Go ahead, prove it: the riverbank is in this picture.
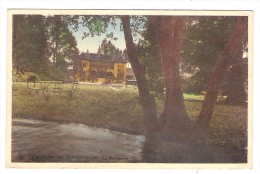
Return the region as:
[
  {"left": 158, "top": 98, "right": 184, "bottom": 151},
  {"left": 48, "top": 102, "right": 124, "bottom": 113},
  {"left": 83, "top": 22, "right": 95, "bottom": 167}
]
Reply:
[
  {"left": 12, "top": 118, "right": 247, "bottom": 163},
  {"left": 12, "top": 82, "right": 248, "bottom": 149}
]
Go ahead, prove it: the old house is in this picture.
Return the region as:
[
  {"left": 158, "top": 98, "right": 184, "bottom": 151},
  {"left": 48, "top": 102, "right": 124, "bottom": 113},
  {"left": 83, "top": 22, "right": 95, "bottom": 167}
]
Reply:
[{"left": 76, "top": 52, "right": 128, "bottom": 84}]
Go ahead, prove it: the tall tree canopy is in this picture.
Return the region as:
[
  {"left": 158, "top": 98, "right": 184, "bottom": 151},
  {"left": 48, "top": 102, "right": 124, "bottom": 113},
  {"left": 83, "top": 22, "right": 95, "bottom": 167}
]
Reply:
[
  {"left": 135, "top": 19, "right": 165, "bottom": 96},
  {"left": 181, "top": 16, "right": 248, "bottom": 105},
  {"left": 46, "top": 15, "right": 79, "bottom": 79},
  {"left": 13, "top": 15, "right": 79, "bottom": 80},
  {"left": 13, "top": 15, "right": 48, "bottom": 73},
  {"left": 97, "top": 39, "right": 122, "bottom": 55}
]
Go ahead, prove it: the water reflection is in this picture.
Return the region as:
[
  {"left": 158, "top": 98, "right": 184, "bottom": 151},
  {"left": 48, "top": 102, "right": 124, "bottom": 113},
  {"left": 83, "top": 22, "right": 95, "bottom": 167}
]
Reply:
[
  {"left": 12, "top": 118, "right": 247, "bottom": 163},
  {"left": 141, "top": 134, "right": 158, "bottom": 162},
  {"left": 141, "top": 132, "right": 247, "bottom": 163},
  {"left": 12, "top": 118, "right": 146, "bottom": 162}
]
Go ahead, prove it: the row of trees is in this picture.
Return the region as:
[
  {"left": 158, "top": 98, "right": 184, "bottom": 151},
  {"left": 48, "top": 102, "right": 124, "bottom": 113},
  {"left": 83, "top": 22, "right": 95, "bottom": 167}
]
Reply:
[
  {"left": 13, "top": 14, "right": 248, "bottom": 134},
  {"left": 137, "top": 16, "right": 248, "bottom": 105},
  {"left": 70, "top": 15, "right": 247, "bottom": 133},
  {"left": 127, "top": 16, "right": 247, "bottom": 132},
  {"left": 12, "top": 15, "right": 79, "bottom": 80}
]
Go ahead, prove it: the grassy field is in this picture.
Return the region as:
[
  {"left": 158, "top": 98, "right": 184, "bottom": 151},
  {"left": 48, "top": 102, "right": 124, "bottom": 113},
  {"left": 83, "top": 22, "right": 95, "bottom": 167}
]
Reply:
[{"left": 12, "top": 82, "right": 248, "bottom": 148}]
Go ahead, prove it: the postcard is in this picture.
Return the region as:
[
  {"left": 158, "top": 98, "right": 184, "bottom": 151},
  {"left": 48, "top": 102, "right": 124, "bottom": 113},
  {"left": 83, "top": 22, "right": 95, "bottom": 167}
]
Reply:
[{"left": 6, "top": 9, "right": 253, "bottom": 169}]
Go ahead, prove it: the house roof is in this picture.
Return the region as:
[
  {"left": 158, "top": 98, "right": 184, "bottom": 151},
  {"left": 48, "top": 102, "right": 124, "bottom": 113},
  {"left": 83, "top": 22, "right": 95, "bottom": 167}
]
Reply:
[{"left": 79, "top": 52, "right": 127, "bottom": 63}]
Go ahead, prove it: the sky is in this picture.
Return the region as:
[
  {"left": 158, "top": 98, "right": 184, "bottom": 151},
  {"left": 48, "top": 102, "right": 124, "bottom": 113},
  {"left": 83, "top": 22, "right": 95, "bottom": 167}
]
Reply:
[{"left": 71, "top": 19, "right": 126, "bottom": 54}]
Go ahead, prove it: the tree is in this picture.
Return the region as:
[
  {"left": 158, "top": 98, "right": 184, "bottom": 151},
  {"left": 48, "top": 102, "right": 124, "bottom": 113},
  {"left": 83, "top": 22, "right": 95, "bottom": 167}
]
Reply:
[
  {"left": 71, "top": 15, "right": 247, "bottom": 133},
  {"left": 151, "top": 16, "right": 192, "bottom": 131},
  {"left": 12, "top": 15, "right": 79, "bottom": 81},
  {"left": 97, "top": 39, "right": 122, "bottom": 55},
  {"left": 140, "top": 16, "right": 247, "bottom": 132},
  {"left": 13, "top": 15, "right": 23, "bottom": 71},
  {"left": 120, "top": 16, "right": 159, "bottom": 132},
  {"left": 66, "top": 15, "right": 159, "bottom": 131},
  {"left": 196, "top": 17, "right": 247, "bottom": 129},
  {"left": 136, "top": 20, "right": 165, "bottom": 96},
  {"left": 181, "top": 17, "right": 248, "bottom": 106},
  {"left": 47, "top": 16, "right": 79, "bottom": 69},
  {"left": 46, "top": 15, "right": 79, "bottom": 80},
  {"left": 181, "top": 17, "right": 236, "bottom": 93},
  {"left": 12, "top": 15, "right": 48, "bottom": 73}
]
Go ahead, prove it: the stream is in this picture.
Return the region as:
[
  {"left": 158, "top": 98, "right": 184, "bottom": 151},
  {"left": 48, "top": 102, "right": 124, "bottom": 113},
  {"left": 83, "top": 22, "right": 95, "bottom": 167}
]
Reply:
[{"left": 11, "top": 118, "right": 247, "bottom": 163}]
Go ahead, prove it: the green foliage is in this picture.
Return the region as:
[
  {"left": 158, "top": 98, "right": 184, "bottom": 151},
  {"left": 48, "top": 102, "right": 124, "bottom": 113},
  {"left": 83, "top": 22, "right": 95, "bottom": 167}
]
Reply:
[
  {"left": 12, "top": 73, "right": 23, "bottom": 82},
  {"left": 80, "top": 15, "right": 118, "bottom": 40},
  {"left": 97, "top": 39, "right": 122, "bottom": 55},
  {"left": 13, "top": 15, "right": 48, "bottom": 72},
  {"left": 181, "top": 16, "right": 248, "bottom": 106},
  {"left": 129, "top": 16, "right": 148, "bottom": 41},
  {"left": 12, "top": 72, "right": 40, "bottom": 82},
  {"left": 137, "top": 19, "right": 165, "bottom": 96},
  {"left": 13, "top": 15, "right": 79, "bottom": 81},
  {"left": 183, "top": 71, "right": 208, "bottom": 94},
  {"left": 24, "top": 72, "right": 40, "bottom": 81},
  {"left": 46, "top": 15, "right": 79, "bottom": 71},
  {"left": 69, "top": 15, "right": 147, "bottom": 42},
  {"left": 37, "top": 67, "right": 67, "bottom": 81},
  {"left": 89, "top": 19, "right": 106, "bottom": 35},
  {"left": 181, "top": 16, "right": 237, "bottom": 93},
  {"left": 224, "top": 58, "right": 248, "bottom": 105}
]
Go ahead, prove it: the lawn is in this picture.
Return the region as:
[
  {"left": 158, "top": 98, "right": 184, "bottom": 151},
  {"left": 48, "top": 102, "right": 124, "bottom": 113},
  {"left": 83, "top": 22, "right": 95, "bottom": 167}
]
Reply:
[{"left": 12, "top": 82, "right": 248, "bottom": 149}]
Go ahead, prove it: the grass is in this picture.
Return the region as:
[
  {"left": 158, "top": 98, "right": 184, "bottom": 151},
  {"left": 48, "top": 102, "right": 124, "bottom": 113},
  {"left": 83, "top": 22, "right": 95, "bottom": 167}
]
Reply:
[
  {"left": 183, "top": 93, "right": 204, "bottom": 101},
  {"left": 13, "top": 82, "right": 144, "bottom": 134},
  {"left": 12, "top": 82, "right": 248, "bottom": 149}
]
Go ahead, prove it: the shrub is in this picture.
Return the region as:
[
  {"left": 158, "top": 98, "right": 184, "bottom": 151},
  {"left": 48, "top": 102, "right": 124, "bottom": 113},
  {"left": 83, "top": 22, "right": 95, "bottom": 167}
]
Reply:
[
  {"left": 12, "top": 72, "right": 40, "bottom": 82},
  {"left": 24, "top": 72, "right": 40, "bottom": 82},
  {"left": 37, "top": 68, "right": 66, "bottom": 81}
]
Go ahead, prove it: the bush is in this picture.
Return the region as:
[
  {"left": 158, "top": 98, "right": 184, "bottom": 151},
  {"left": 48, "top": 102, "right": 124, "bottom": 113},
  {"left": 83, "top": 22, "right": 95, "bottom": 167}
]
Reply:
[
  {"left": 148, "top": 76, "right": 165, "bottom": 97},
  {"left": 183, "top": 77, "right": 207, "bottom": 94},
  {"left": 24, "top": 72, "right": 40, "bottom": 81},
  {"left": 12, "top": 73, "right": 23, "bottom": 82},
  {"left": 37, "top": 68, "right": 66, "bottom": 81},
  {"left": 12, "top": 72, "right": 40, "bottom": 82}
]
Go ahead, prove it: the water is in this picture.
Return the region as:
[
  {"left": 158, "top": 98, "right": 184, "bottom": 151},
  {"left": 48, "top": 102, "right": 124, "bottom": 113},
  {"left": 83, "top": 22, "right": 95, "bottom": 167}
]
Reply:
[
  {"left": 12, "top": 118, "right": 247, "bottom": 163},
  {"left": 12, "top": 118, "right": 145, "bottom": 162}
]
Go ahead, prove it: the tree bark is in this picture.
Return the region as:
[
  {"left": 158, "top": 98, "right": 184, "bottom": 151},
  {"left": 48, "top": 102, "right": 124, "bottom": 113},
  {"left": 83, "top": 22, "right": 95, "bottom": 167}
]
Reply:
[
  {"left": 120, "top": 15, "right": 159, "bottom": 132},
  {"left": 152, "top": 16, "right": 192, "bottom": 131},
  {"left": 196, "top": 17, "right": 247, "bottom": 130}
]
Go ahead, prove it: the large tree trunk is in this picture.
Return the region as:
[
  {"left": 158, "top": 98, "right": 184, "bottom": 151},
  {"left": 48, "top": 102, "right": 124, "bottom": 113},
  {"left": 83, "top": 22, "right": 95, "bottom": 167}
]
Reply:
[
  {"left": 196, "top": 17, "right": 247, "bottom": 130},
  {"left": 120, "top": 16, "right": 159, "bottom": 132},
  {"left": 153, "top": 16, "right": 192, "bottom": 132}
]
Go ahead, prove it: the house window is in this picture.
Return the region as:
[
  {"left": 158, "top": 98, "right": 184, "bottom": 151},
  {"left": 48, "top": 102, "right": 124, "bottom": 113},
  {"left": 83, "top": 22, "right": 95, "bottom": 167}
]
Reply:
[{"left": 82, "top": 63, "right": 86, "bottom": 68}]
